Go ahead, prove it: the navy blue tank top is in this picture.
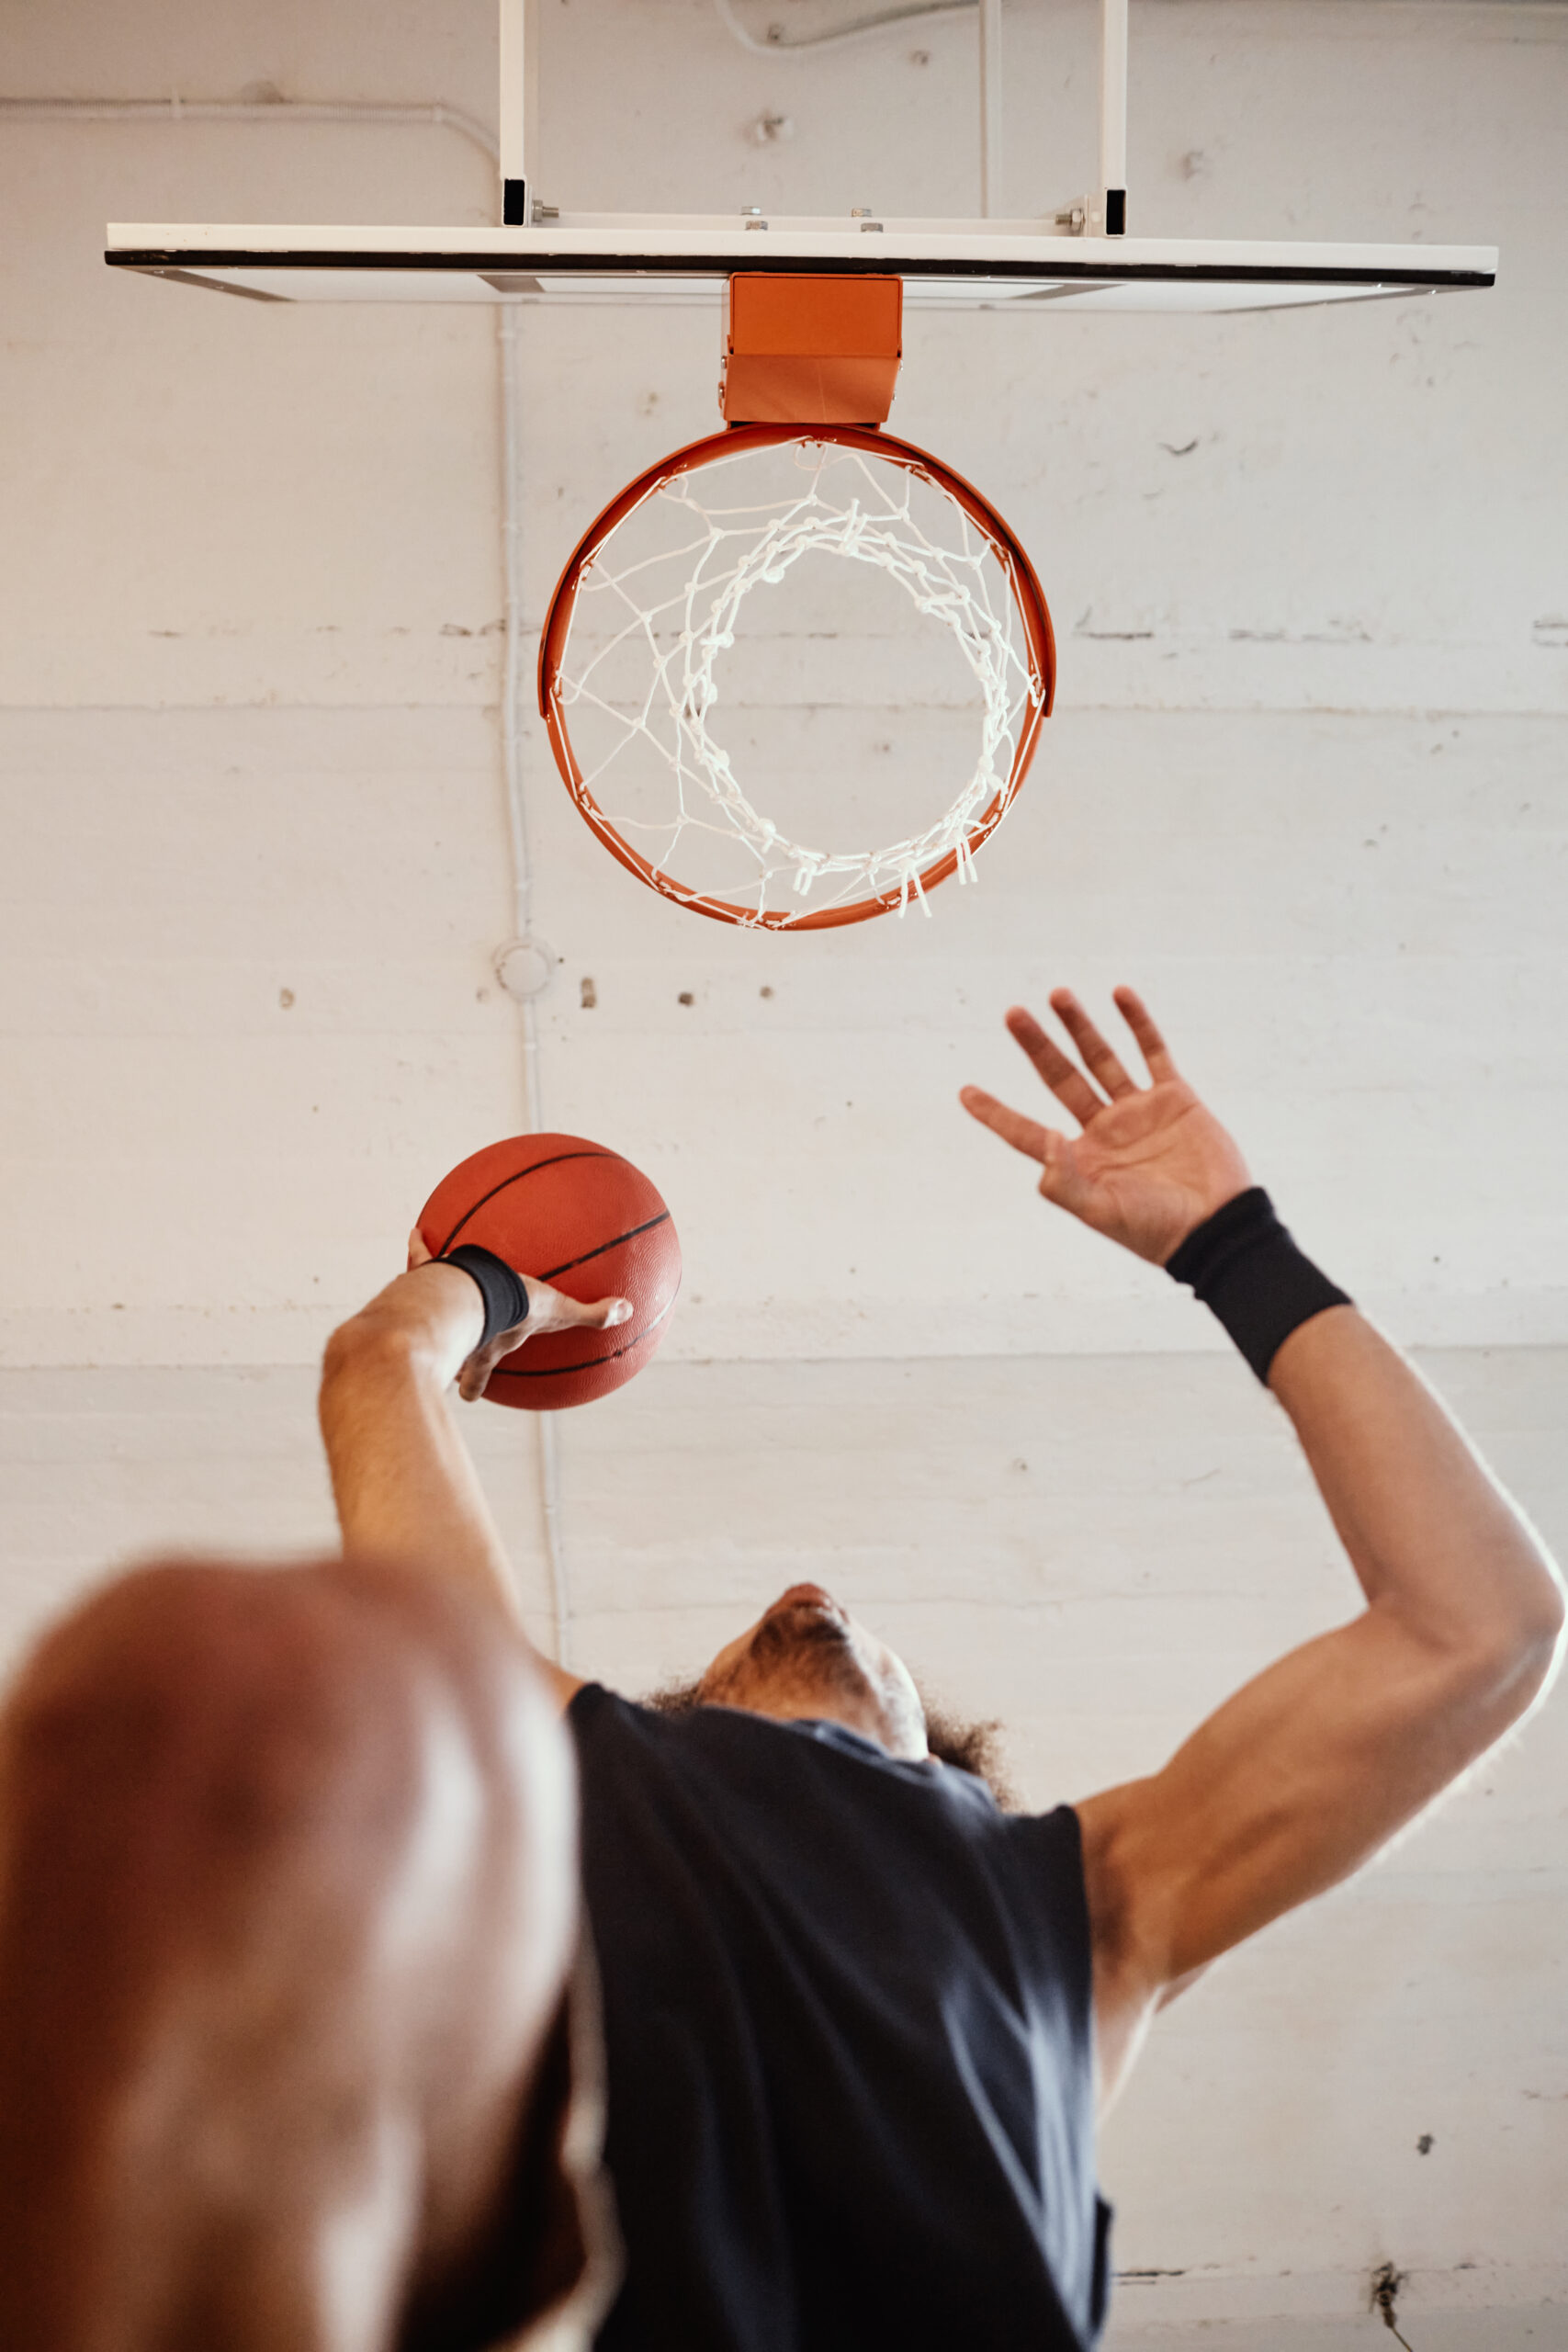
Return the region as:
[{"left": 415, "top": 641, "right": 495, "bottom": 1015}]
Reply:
[{"left": 569, "top": 1685, "right": 1111, "bottom": 2352}]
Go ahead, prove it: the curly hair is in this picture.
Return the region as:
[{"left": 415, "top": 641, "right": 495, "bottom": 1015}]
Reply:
[
  {"left": 916, "top": 1694, "right": 1017, "bottom": 1812},
  {"left": 643, "top": 1678, "right": 1016, "bottom": 1811}
]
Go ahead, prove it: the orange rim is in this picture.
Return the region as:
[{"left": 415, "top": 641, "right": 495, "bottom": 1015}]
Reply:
[{"left": 537, "top": 423, "right": 1055, "bottom": 932}]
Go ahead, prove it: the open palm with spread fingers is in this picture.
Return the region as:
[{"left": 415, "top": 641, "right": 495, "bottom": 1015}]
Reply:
[{"left": 961, "top": 986, "right": 1253, "bottom": 1266}]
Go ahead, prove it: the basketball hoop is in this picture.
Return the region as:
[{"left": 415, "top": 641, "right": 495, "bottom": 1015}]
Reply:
[{"left": 537, "top": 422, "right": 1055, "bottom": 931}]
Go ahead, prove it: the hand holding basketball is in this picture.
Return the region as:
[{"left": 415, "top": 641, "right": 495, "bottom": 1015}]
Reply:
[
  {"left": 961, "top": 986, "right": 1253, "bottom": 1266},
  {"left": 415, "top": 1134, "right": 682, "bottom": 1410},
  {"left": 405, "top": 1229, "right": 632, "bottom": 1403}
]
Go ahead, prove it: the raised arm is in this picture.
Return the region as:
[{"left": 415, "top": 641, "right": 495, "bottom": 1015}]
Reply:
[
  {"left": 319, "top": 1234, "right": 630, "bottom": 1706},
  {"left": 963, "top": 989, "right": 1565, "bottom": 2104}
]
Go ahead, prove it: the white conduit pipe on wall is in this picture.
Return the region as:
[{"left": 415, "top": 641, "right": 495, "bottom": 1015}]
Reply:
[
  {"left": 498, "top": 308, "right": 543, "bottom": 1142},
  {"left": 6, "top": 92, "right": 576, "bottom": 1665},
  {"left": 0, "top": 95, "right": 499, "bottom": 158},
  {"left": 498, "top": 305, "right": 573, "bottom": 1668}
]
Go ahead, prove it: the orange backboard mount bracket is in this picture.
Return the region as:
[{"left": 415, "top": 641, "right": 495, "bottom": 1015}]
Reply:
[{"left": 720, "top": 274, "right": 903, "bottom": 427}]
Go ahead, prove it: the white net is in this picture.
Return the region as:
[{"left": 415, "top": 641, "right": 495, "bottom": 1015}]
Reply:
[{"left": 544, "top": 434, "right": 1047, "bottom": 928}]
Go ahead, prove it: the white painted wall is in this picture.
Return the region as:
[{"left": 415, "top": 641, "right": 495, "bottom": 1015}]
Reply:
[{"left": 3, "top": 0, "right": 1566, "bottom": 2338}]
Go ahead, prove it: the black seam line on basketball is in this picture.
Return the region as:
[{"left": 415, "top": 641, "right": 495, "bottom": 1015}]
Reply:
[
  {"left": 538, "top": 1210, "right": 671, "bottom": 1284},
  {"left": 433, "top": 1150, "right": 613, "bottom": 1257},
  {"left": 486, "top": 1295, "right": 675, "bottom": 1377}
]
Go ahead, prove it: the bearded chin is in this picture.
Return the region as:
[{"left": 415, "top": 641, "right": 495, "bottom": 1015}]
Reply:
[
  {"left": 750, "top": 1608, "right": 851, "bottom": 1668},
  {"left": 716, "top": 1608, "right": 863, "bottom": 1706}
]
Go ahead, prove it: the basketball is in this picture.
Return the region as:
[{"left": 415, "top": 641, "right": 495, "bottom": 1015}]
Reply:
[{"left": 416, "top": 1134, "right": 681, "bottom": 1411}]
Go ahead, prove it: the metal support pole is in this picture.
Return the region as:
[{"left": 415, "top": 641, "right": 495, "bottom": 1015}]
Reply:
[
  {"left": 978, "top": 0, "right": 1002, "bottom": 220},
  {"left": 1100, "top": 0, "right": 1127, "bottom": 234},
  {"left": 500, "top": 0, "right": 528, "bottom": 222}
]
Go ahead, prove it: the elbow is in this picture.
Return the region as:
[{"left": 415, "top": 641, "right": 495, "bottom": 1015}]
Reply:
[
  {"left": 1470, "top": 1572, "right": 1565, "bottom": 1722},
  {"left": 1399, "top": 1556, "right": 1568, "bottom": 1729},
  {"left": 1529, "top": 1569, "right": 1568, "bottom": 1651},
  {"left": 1518, "top": 1573, "right": 1567, "bottom": 1689},
  {"left": 1510, "top": 1549, "right": 1566, "bottom": 1668}
]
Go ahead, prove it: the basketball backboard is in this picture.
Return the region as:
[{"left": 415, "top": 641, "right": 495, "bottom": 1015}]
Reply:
[{"left": 105, "top": 218, "right": 1495, "bottom": 313}]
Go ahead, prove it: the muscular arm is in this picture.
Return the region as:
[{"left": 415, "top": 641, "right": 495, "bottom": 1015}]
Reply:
[
  {"left": 319, "top": 1238, "right": 630, "bottom": 1708},
  {"left": 1079, "top": 1305, "right": 1562, "bottom": 2098},
  {"left": 964, "top": 989, "right": 1565, "bottom": 2105}
]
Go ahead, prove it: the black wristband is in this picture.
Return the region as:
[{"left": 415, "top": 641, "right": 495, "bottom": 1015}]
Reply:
[
  {"left": 444, "top": 1244, "right": 529, "bottom": 1349},
  {"left": 1165, "top": 1187, "right": 1350, "bottom": 1384}
]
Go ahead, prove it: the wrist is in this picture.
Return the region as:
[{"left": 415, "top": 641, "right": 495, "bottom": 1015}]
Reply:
[
  {"left": 443, "top": 1245, "right": 530, "bottom": 1349},
  {"left": 1166, "top": 1187, "right": 1351, "bottom": 1384},
  {"left": 325, "top": 1266, "right": 486, "bottom": 1394},
  {"left": 403, "top": 1261, "right": 490, "bottom": 1386}
]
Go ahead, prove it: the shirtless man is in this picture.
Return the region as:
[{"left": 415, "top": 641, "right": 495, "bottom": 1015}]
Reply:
[{"left": 0, "top": 988, "right": 1560, "bottom": 2352}]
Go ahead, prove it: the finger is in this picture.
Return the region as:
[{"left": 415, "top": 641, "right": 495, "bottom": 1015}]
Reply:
[
  {"left": 1111, "top": 984, "right": 1179, "bottom": 1083},
  {"left": 960, "top": 1085, "right": 1070, "bottom": 1170},
  {"left": 407, "top": 1227, "right": 434, "bottom": 1272},
  {"left": 1002, "top": 1006, "right": 1105, "bottom": 1129},
  {"left": 457, "top": 1352, "right": 495, "bottom": 1404},
  {"left": 578, "top": 1294, "right": 633, "bottom": 1329},
  {"left": 1047, "top": 989, "right": 1138, "bottom": 1100}
]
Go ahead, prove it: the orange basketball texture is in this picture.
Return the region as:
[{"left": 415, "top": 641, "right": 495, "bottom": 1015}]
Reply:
[{"left": 417, "top": 1135, "right": 681, "bottom": 1411}]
